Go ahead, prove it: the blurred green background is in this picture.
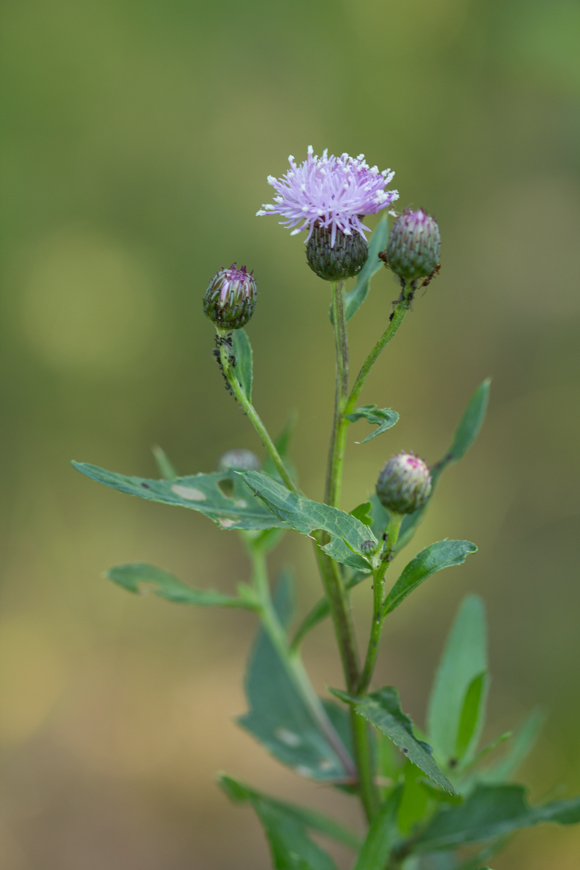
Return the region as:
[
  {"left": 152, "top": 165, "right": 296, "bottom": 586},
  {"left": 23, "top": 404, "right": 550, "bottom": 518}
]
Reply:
[{"left": 1, "top": 0, "right": 580, "bottom": 866}]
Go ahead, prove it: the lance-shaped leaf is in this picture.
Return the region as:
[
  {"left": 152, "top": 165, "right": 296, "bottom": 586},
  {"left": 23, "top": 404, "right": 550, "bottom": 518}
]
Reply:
[
  {"left": 427, "top": 596, "right": 487, "bottom": 765},
  {"left": 352, "top": 786, "right": 402, "bottom": 870},
  {"left": 231, "top": 328, "right": 253, "bottom": 401},
  {"left": 219, "top": 775, "right": 361, "bottom": 851},
  {"left": 332, "top": 687, "right": 457, "bottom": 796},
  {"left": 384, "top": 541, "right": 477, "bottom": 616},
  {"left": 329, "top": 217, "right": 388, "bottom": 324},
  {"left": 345, "top": 406, "right": 399, "bottom": 444},
  {"left": 239, "top": 471, "right": 377, "bottom": 571},
  {"left": 72, "top": 463, "right": 287, "bottom": 531},
  {"left": 105, "top": 562, "right": 253, "bottom": 608},
  {"left": 376, "top": 379, "right": 491, "bottom": 553},
  {"left": 414, "top": 784, "right": 580, "bottom": 852},
  {"left": 239, "top": 573, "right": 354, "bottom": 782}
]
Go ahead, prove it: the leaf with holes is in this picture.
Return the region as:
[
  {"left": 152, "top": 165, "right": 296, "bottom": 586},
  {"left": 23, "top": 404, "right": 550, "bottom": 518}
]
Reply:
[
  {"left": 72, "top": 462, "right": 286, "bottom": 531},
  {"left": 238, "top": 573, "right": 354, "bottom": 783},
  {"left": 239, "top": 471, "right": 377, "bottom": 571},
  {"left": 345, "top": 405, "right": 399, "bottom": 443},
  {"left": 105, "top": 562, "right": 253, "bottom": 608}
]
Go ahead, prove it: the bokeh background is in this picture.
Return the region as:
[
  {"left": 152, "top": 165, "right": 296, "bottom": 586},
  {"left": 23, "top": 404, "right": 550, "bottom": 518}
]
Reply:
[{"left": 1, "top": 0, "right": 580, "bottom": 866}]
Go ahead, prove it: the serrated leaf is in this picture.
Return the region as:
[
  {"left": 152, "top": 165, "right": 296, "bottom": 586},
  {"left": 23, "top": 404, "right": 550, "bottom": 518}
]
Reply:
[
  {"left": 72, "top": 462, "right": 286, "bottom": 531},
  {"left": 238, "top": 573, "right": 353, "bottom": 782},
  {"left": 345, "top": 405, "right": 399, "bottom": 443},
  {"left": 106, "top": 562, "right": 251, "bottom": 608},
  {"left": 455, "top": 672, "right": 489, "bottom": 761},
  {"left": 427, "top": 596, "right": 487, "bottom": 764},
  {"left": 240, "top": 471, "right": 377, "bottom": 571},
  {"left": 384, "top": 541, "right": 478, "bottom": 616},
  {"left": 231, "top": 328, "right": 253, "bottom": 401},
  {"left": 352, "top": 785, "right": 402, "bottom": 870},
  {"left": 218, "top": 775, "right": 361, "bottom": 851},
  {"left": 152, "top": 445, "right": 178, "bottom": 479},
  {"left": 414, "top": 784, "right": 580, "bottom": 852},
  {"left": 344, "top": 217, "right": 388, "bottom": 322},
  {"left": 334, "top": 687, "right": 457, "bottom": 795}
]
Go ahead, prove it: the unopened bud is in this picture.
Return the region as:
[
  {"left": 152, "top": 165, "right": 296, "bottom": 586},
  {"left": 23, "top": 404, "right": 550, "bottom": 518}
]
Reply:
[
  {"left": 217, "top": 449, "right": 261, "bottom": 473},
  {"left": 376, "top": 452, "right": 432, "bottom": 515},
  {"left": 203, "top": 264, "right": 257, "bottom": 330},
  {"left": 384, "top": 209, "right": 440, "bottom": 282},
  {"left": 361, "top": 540, "right": 378, "bottom": 556},
  {"left": 306, "top": 225, "right": 368, "bottom": 281}
]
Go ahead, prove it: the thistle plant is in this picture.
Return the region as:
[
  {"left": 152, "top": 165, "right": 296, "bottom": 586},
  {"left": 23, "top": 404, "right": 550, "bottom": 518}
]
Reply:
[{"left": 73, "top": 147, "right": 580, "bottom": 870}]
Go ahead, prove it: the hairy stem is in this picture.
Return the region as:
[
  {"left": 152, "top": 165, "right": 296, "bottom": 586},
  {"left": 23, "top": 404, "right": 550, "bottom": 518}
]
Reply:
[
  {"left": 246, "top": 539, "right": 357, "bottom": 778},
  {"left": 324, "top": 282, "right": 349, "bottom": 508},
  {"left": 218, "top": 335, "right": 298, "bottom": 493},
  {"left": 358, "top": 513, "right": 403, "bottom": 694}
]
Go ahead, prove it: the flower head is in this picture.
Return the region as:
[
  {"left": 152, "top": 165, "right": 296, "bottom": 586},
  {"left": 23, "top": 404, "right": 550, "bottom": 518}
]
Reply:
[
  {"left": 203, "top": 264, "right": 257, "bottom": 331},
  {"left": 385, "top": 209, "right": 440, "bottom": 282},
  {"left": 376, "top": 452, "right": 432, "bottom": 515},
  {"left": 257, "top": 147, "right": 399, "bottom": 247}
]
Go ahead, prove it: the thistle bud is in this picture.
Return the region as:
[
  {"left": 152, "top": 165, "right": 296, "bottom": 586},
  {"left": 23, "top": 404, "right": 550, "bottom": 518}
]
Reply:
[
  {"left": 361, "top": 540, "right": 378, "bottom": 556},
  {"left": 203, "top": 264, "right": 257, "bottom": 330},
  {"left": 217, "top": 449, "right": 261, "bottom": 473},
  {"left": 376, "top": 452, "right": 432, "bottom": 515},
  {"left": 306, "top": 225, "right": 368, "bottom": 281},
  {"left": 385, "top": 209, "right": 440, "bottom": 282}
]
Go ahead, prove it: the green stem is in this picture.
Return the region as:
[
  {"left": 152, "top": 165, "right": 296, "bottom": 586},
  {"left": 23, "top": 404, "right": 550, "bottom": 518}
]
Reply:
[
  {"left": 324, "top": 282, "right": 349, "bottom": 508},
  {"left": 246, "top": 538, "right": 357, "bottom": 779},
  {"left": 350, "top": 709, "right": 380, "bottom": 820},
  {"left": 358, "top": 513, "right": 403, "bottom": 694},
  {"left": 218, "top": 335, "right": 298, "bottom": 493}
]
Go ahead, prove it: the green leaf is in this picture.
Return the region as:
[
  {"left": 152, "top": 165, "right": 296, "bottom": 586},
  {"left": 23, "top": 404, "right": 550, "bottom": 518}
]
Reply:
[
  {"left": 105, "top": 562, "right": 252, "bottom": 608},
  {"left": 352, "top": 785, "right": 402, "bottom": 870},
  {"left": 334, "top": 687, "right": 457, "bottom": 795},
  {"left": 455, "top": 672, "right": 489, "bottom": 761},
  {"left": 72, "top": 462, "right": 286, "bottom": 531},
  {"left": 152, "top": 445, "right": 178, "bottom": 479},
  {"left": 477, "top": 709, "right": 545, "bottom": 784},
  {"left": 398, "top": 761, "right": 431, "bottom": 835},
  {"left": 414, "top": 784, "right": 580, "bottom": 852},
  {"left": 238, "top": 573, "right": 353, "bottom": 782},
  {"left": 445, "top": 379, "right": 490, "bottom": 464},
  {"left": 384, "top": 541, "right": 478, "bottom": 616},
  {"left": 344, "top": 406, "right": 399, "bottom": 443},
  {"left": 218, "top": 775, "right": 361, "bottom": 851},
  {"left": 220, "top": 775, "right": 338, "bottom": 870},
  {"left": 386, "top": 380, "right": 491, "bottom": 553},
  {"left": 231, "top": 328, "right": 253, "bottom": 401},
  {"left": 427, "top": 596, "right": 487, "bottom": 764},
  {"left": 239, "top": 471, "right": 377, "bottom": 571},
  {"left": 344, "top": 217, "right": 388, "bottom": 322},
  {"left": 349, "top": 501, "right": 373, "bottom": 526}
]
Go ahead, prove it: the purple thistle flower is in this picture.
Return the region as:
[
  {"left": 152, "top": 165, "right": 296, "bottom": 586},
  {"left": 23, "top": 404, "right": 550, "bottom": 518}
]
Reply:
[{"left": 257, "top": 147, "right": 399, "bottom": 247}]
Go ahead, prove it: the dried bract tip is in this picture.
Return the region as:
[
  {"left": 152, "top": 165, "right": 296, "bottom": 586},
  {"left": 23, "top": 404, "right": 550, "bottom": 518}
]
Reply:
[
  {"left": 306, "top": 224, "right": 368, "bottom": 281},
  {"left": 384, "top": 209, "right": 440, "bottom": 282},
  {"left": 217, "top": 449, "right": 261, "bottom": 473},
  {"left": 203, "top": 264, "right": 257, "bottom": 330},
  {"left": 376, "top": 452, "right": 432, "bottom": 515}
]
